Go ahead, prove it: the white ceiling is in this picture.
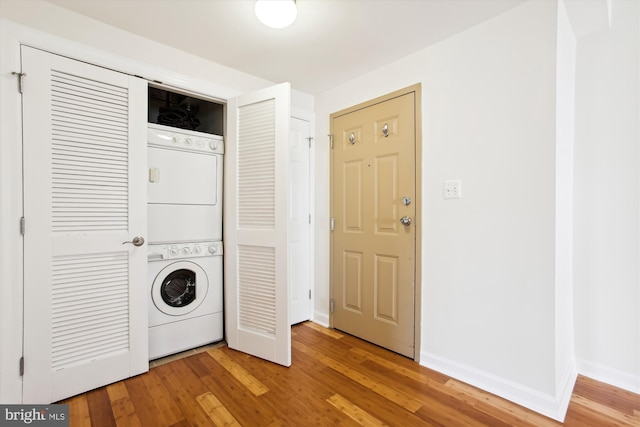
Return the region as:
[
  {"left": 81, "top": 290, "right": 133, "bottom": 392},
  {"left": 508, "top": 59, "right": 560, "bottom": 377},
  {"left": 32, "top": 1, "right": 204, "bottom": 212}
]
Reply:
[{"left": 47, "top": 0, "right": 525, "bottom": 94}]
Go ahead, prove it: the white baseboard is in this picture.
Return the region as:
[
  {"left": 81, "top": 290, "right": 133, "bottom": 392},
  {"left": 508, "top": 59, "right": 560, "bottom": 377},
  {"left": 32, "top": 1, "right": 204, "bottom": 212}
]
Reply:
[
  {"left": 577, "top": 358, "right": 640, "bottom": 394},
  {"left": 312, "top": 311, "right": 329, "bottom": 328},
  {"left": 420, "top": 351, "right": 576, "bottom": 422},
  {"left": 556, "top": 360, "right": 578, "bottom": 418}
]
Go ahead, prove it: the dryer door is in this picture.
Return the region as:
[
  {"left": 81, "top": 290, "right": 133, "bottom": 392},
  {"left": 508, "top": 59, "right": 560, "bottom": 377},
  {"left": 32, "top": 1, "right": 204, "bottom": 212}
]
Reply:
[
  {"left": 152, "top": 261, "right": 209, "bottom": 316},
  {"left": 147, "top": 146, "right": 219, "bottom": 205}
]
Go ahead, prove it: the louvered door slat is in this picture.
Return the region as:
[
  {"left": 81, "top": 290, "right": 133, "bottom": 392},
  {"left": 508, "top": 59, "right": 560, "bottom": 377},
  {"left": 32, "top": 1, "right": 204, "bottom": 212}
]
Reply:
[
  {"left": 50, "top": 67, "right": 131, "bottom": 232},
  {"left": 53, "top": 102, "right": 128, "bottom": 121},
  {"left": 52, "top": 94, "right": 128, "bottom": 117},
  {"left": 53, "top": 187, "right": 127, "bottom": 196},
  {"left": 52, "top": 336, "right": 129, "bottom": 370},
  {"left": 51, "top": 252, "right": 129, "bottom": 370},
  {"left": 52, "top": 161, "right": 127, "bottom": 175},
  {"left": 50, "top": 67, "right": 130, "bottom": 236},
  {"left": 238, "top": 246, "right": 276, "bottom": 335},
  {"left": 52, "top": 135, "right": 127, "bottom": 152},
  {"left": 53, "top": 161, "right": 126, "bottom": 173},
  {"left": 52, "top": 268, "right": 128, "bottom": 281},
  {"left": 52, "top": 319, "right": 128, "bottom": 337},
  {"left": 52, "top": 71, "right": 128, "bottom": 103},
  {"left": 52, "top": 118, "right": 129, "bottom": 137},
  {"left": 238, "top": 101, "right": 276, "bottom": 229},
  {"left": 52, "top": 328, "right": 129, "bottom": 354},
  {"left": 52, "top": 136, "right": 128, "bottom": 152},
  {"left": 52, "top": 107, "right": 128, "bottom": 125}
]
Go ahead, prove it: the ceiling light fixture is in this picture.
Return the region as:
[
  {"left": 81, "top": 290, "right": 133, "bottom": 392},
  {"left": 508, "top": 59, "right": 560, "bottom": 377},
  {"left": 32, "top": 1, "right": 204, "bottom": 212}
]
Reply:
[{"left": 255, "top": 0, "right": 297, "bottom": 29}]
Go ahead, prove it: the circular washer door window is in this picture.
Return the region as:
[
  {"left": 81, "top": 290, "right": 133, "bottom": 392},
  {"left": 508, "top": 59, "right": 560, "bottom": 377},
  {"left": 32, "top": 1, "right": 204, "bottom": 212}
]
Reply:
[{"left": 152, "top": 261, "right": 209, "bottom": 316}]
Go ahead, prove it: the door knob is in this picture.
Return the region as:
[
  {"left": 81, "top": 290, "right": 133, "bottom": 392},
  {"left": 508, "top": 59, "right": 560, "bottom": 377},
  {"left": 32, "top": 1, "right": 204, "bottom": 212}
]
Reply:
[
  {"left": 123, "top": 236, "right": 145, "bottom": 246},
  {"left": 400, "top": 216, "right": 412, "bottom": 226}
]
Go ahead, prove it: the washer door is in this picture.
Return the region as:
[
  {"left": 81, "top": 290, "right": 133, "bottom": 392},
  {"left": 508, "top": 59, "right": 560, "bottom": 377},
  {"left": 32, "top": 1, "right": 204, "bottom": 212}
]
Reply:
[{"left": 152, "top": 261, "right": 209, "bottom": 316}]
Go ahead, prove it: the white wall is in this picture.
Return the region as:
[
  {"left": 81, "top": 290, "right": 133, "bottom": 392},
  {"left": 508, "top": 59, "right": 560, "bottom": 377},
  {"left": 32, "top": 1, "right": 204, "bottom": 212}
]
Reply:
[
  {"left": 420, "top": 2, "right": 559, "bottom": 409},
  {"left": 572, "top": 0, "right": 640, "bottom": 393},
  {"left": 315, "top": 1, "right": 640, "bottom": 419}
]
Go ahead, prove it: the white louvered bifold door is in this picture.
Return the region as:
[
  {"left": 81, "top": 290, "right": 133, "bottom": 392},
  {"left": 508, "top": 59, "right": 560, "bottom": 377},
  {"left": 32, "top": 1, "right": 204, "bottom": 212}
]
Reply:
[
  {"left": 225, "top": 83, "right": 291, "bottom": 366},
  {"left": 21, "top": 46, "right": 148, "bottom": 403}
]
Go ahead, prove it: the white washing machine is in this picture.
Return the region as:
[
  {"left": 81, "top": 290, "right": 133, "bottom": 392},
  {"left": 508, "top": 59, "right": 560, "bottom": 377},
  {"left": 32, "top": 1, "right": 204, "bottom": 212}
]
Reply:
[{"left": 148, "top": 241, "right": 223, "bottom": 360}]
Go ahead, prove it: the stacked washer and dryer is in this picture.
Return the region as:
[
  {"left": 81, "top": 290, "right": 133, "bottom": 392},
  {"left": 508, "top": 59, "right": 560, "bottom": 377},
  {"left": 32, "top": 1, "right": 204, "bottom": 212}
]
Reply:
[{"left": 147, "top": 123, "right": 224, "bottom": 360}]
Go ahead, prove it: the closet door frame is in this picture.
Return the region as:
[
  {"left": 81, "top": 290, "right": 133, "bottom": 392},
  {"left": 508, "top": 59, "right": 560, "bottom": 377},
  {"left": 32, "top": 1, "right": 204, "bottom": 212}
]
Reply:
[{"left": 0, "top": 21, "right": 27, "bottom": 404}]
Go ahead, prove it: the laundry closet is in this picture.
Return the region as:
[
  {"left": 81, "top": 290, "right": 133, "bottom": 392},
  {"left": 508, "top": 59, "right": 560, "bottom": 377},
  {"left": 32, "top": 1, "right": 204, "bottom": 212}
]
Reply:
[
  {"left": 146, "top": 87, "right": 225, "bottom": 360},
  {"left": 13, "top": 41, "right": 299, "bottom": 404}
]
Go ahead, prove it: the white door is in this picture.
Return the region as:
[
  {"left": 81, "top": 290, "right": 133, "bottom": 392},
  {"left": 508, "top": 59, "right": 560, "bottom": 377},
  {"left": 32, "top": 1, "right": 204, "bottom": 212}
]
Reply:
[
  {"left": 224, "top": 83, "right": 291, "bottom": 367},
  {"left": 289, "top": 117, "right": 312, "bottom": 325},
  {"left": 21, "top": 46, "right": 148, "bottom": 403}
]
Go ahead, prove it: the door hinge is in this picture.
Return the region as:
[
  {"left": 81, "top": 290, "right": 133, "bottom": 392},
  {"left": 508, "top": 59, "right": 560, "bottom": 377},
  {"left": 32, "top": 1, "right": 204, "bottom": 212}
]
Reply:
[
  {"left": 20, "top": 217, "right": 25, "bottom": 235},
  {"left": 308, "top": 289, "right": 312, "bottom": 300},
  {"left": 12, "top": 72, "right": 26, "bottom": 94},
  {"left": 330, "top": 217, "right": 335, "bottom": 231},
  {"left": 307, "top": 136, "right": 314, "bottom": 148},
  {"left": 330, "top": 299, "right": 335, "bottom": 313},
  {"left": 19, "top": 357, "right": 24, "bottom": 376},
  {"left": 328, "top": 134, "right": 334, "bottom": 149}
]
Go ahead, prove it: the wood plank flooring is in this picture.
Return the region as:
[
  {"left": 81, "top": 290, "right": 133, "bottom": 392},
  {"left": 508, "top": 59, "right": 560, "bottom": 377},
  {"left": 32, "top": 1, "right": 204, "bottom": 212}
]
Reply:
[{"left": 60, "top": 322, "right": 640, "bottom": 426}]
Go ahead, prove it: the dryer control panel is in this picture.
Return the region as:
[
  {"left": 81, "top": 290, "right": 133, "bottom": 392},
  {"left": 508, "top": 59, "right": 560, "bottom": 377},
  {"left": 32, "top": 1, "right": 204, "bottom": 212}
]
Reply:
[
  {"left": 148, "top": 123, "right": 224, "bottom": 155},
  {"left": 148, "top": 241, "right": 223, "bottom": 261}
]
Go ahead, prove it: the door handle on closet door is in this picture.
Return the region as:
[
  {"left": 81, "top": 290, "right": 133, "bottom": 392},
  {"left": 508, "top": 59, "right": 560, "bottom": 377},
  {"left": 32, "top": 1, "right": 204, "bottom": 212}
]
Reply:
[{"left": 123, "top": 236, "right": 145, "bottom": 246}]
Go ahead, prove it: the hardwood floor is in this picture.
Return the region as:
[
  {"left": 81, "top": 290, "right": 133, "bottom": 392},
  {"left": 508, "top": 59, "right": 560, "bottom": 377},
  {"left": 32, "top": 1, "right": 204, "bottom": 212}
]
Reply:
[{"left": 60, "top": 322, "right": 640, "bottom": 426}]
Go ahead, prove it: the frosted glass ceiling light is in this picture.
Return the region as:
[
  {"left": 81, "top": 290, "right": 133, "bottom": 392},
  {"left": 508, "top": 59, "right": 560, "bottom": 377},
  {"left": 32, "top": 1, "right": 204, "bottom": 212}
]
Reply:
[{"left": 255, "top": 0, "right": 297, "bottom": 29}]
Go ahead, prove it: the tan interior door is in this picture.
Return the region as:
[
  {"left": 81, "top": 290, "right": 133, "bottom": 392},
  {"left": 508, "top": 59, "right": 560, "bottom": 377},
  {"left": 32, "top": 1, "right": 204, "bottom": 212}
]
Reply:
[{"left": 331, "top": 92, "right": 416, "bottom": 358}]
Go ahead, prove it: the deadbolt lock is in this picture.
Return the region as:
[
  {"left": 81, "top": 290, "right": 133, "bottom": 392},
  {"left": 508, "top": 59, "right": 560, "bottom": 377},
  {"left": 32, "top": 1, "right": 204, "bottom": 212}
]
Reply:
[{"left": 402, "top": 196, "right": 411, "bottom": 206}]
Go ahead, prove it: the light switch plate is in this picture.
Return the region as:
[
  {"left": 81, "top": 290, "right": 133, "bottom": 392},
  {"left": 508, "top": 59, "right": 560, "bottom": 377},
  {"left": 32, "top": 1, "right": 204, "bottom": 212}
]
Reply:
[{"left": 444, "top": 180, "right": 461, "bottom": 199}]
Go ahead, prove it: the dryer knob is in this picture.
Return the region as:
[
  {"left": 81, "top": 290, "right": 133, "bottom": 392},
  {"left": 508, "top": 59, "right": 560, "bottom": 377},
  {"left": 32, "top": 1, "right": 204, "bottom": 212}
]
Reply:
[
  {"left": 196, "top": 139, "right": 204, "bottom": 148},
  {"left": 182, "top": 247, "right": 191, "bottom": 255},
  {"left": 170, "top": 246, "right": 179, "bottom": 256},
  {"left": 184, "top": 137, "right": 193, "bottom": 146},
  {"left": 208, "top": 244, "right": 217, "bottom": 254},
  {"left": 209, "top": 141, "right": 218, "bottom": 151},
  {"left": 193, "top": 246, "right": 202, "bottom": 255}
]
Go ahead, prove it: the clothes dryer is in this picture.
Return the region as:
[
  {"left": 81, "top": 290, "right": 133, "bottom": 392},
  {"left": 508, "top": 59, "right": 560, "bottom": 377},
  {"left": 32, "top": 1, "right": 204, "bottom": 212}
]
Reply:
[
  {"left": 147, "top": 123, "right": 223, "bottom": 243},
  {"left": 147, "top": 241, "right": 223, "bottom": 360}
]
